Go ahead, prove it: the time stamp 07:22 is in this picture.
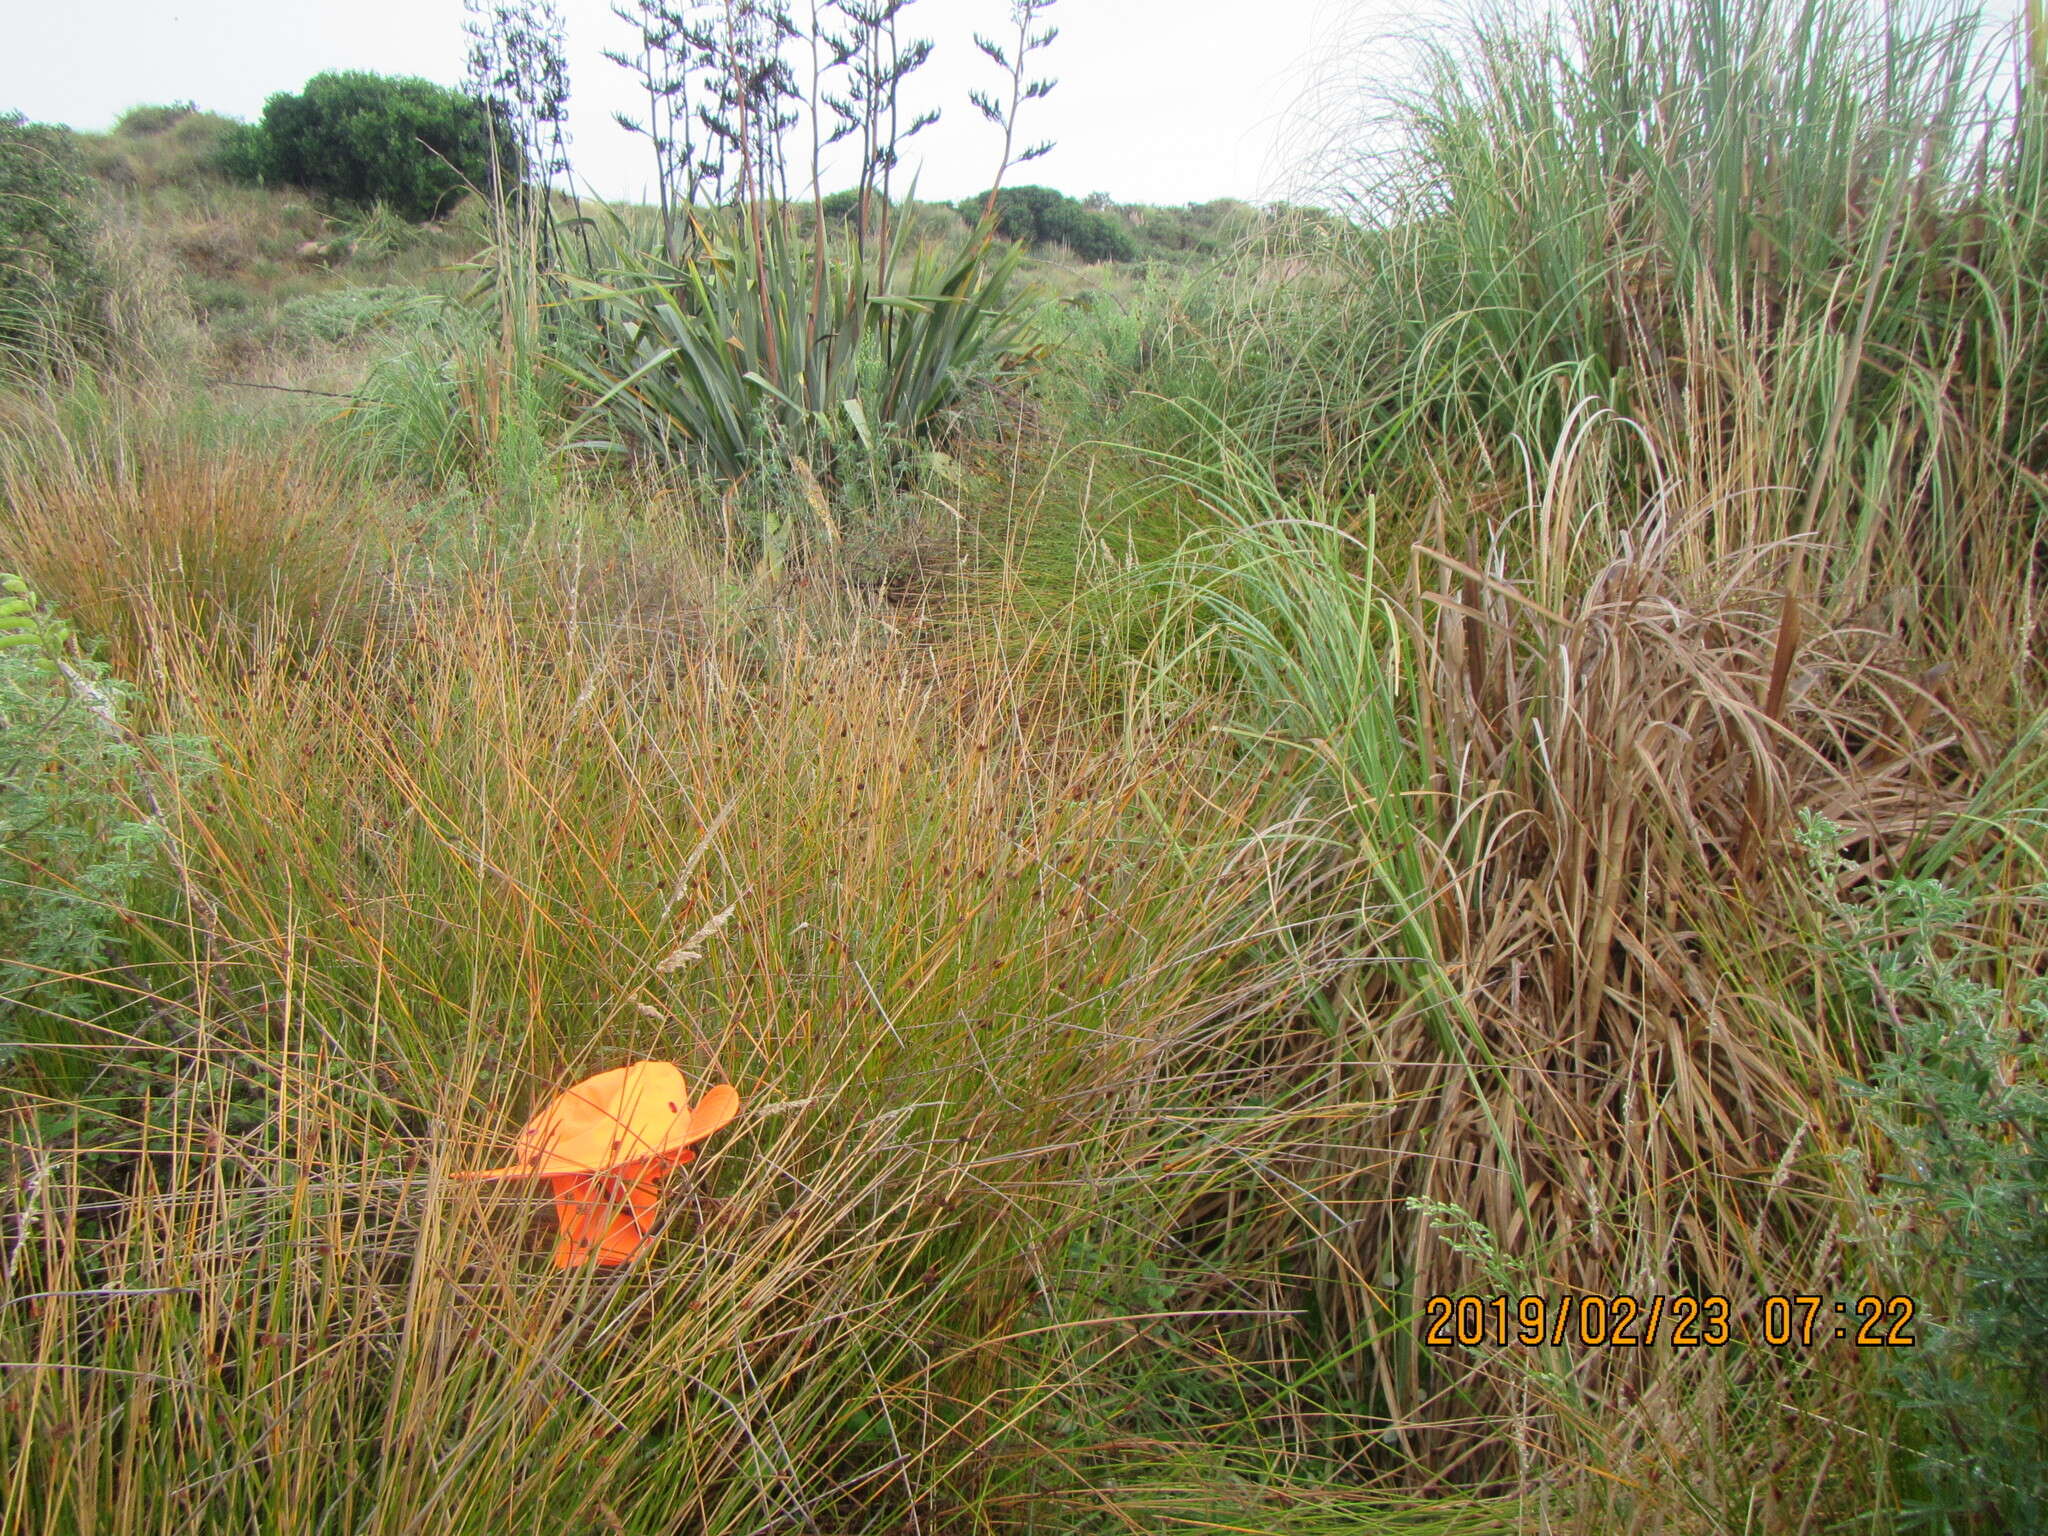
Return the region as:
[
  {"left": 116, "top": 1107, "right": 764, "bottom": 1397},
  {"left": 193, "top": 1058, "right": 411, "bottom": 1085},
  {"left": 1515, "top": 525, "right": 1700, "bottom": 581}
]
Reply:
[{"left": 1421, "top": 1293, "right": 1920, "bottom": 1350}]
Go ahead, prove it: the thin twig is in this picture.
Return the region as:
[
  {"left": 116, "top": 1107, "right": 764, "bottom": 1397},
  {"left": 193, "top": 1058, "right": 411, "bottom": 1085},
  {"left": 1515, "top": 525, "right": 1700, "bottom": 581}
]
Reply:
[{"left": 204, "top": 379, "right": 357, "bottom": 400}]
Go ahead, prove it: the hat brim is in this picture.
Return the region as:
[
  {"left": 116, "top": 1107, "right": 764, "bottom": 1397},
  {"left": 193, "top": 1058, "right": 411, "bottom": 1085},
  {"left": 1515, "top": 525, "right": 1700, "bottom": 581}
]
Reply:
[{"left": 454, "top": 1081, "right": 741, "bottom": 1183}]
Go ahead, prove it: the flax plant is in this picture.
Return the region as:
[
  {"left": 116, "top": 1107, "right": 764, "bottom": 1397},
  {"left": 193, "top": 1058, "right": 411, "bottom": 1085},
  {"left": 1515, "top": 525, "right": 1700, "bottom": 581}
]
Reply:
[{"left": 554, "top": 205, "right": 1030, "bottom": 483}]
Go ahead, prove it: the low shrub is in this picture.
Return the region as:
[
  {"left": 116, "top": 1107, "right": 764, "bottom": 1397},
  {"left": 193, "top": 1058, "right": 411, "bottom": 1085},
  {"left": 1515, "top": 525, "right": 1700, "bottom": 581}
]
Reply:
[
  {"left": 274, "top": 283, "right": 437, "bottom": 349},
  {"left": 0, "top": 577, "right": 200, "bottom": 1070},
  {"left": 80, "top": 104, "right": 244, "bottom": 191},
  {"left": 819, "top": 187, "right": 883, "bottom": 223},
  {"left": 1806, "top": 815, "right": 2048, "bottom": 1530},
  {"left": 0, "top": 113, "right": 107, "bottom": 372},
  {"left": 1110, "top": 197, "right": 1258, "bottom": 260},
  {"left": 958, "top": 184, "right": 1135, "bottom": 262}
]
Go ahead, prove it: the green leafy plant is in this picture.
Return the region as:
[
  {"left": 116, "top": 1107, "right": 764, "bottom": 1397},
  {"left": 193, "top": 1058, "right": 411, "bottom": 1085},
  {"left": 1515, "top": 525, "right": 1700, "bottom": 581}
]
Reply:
[
  {"left": 228, "top": 71, "right": 522, "bottom": 221},
  {"left": 820, "top": 186, "right": 885, "bottom": 223},
  {"left": 211, "top": 119, "right": 272, "bottom": 184},
  {"left": 959, "top": 184, "right": 1134, "bottom": 262},
  {"left": 0, "top": 113, "right": 107, "bottom": 372},
  {"left": 1108, "top": 197, "right": 1257, "bottom": 261},
  {"left": 0, "top": 578, "right": 198, "bottom": 1066},
  {"left": 555, "top": 208, "right": 1032, "bottom": 482},
  {"left": 1804, "top": 813, "right": 2048, "bottom": 1531}
]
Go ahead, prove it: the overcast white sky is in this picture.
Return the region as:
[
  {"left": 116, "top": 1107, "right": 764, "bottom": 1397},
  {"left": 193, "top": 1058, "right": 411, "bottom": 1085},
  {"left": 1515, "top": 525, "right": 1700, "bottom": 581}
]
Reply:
[{"left": 2, "top": 0, "right": 1421, "bottom": 207}]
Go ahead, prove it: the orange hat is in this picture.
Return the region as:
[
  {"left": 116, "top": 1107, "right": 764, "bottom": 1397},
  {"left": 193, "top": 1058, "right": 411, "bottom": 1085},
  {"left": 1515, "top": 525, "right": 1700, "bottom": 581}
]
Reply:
[
  {"left": 457, "top": 1063, "right": 738, "bottom": 1266},
  {"left": 457, "top": 1063, "right": 738, "bottom": 1181}
]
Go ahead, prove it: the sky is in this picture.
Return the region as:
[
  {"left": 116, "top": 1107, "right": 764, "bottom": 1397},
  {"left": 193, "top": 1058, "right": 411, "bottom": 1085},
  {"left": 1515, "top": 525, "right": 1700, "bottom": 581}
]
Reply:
[{"left": 1, "top": 0, "right": 1415, "bottom": 208}]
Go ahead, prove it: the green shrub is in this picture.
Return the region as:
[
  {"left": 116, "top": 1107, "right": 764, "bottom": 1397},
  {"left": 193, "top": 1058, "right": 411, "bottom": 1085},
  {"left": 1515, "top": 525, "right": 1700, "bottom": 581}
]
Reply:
[
  {"left": 0, "top": 578, "right": 199, "bottom": 1065},
  {"left": 818, "top": 192, "right": 965, "bottom": 247},
  {"left": 1113, "top": 197, "right": 1258, "bottom": 260},
  {"left": 896, "top": 199, "right": 966, "bottom": 243},
  {"left": 228, "top": 71, "right": 520, "bottom": 221},
  {"left": 958, "top": 185, "right": 1135, "bottom": 262},
  {"left": 0, "top": 113, "right": 107, "bottom": 371},
  {"left": 212, "top": 120, "right": 272, "bottom": 186},
  {"left": 1805, "top": 815, "right": 2048, "bottom": 1530},
  {"left": 820, "top": 187, "right": 884, "bottom": 222}
]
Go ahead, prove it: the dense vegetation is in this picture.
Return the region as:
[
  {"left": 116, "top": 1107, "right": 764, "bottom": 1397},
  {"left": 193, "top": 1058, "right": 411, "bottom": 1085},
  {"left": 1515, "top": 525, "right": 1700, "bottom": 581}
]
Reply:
[
  {"left": 960, "top": 183, "right": 1135, "bottom": 261},
  {"left": 2, "top": 0, "right": 2045, "bottom": 1531},
  {"left": 223, "top": 71, "right": 521, "bottom": 220},
  {"left": 0, "top": 113, "right": 107, "bottom": 370}
]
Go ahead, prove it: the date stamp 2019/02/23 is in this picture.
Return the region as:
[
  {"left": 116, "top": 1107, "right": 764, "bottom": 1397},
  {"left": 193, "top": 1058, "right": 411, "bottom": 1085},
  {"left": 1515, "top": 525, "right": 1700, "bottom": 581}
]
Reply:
[{"left": 1421, "top": 1294, "right": 1919, "bottom": 1349}]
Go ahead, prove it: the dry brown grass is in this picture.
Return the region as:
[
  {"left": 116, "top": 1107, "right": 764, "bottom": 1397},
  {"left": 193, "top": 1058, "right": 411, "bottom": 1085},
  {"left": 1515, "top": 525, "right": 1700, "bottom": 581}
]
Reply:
[
  {"left": 1120, "top": 420, "right": 2006, "bottom": 1522},
  {"left": 0, "top": 398, "right": 377, "bottom": 668},
  {"left": 1383, "top": 534, "right": 1974, "bottom": 1461}
]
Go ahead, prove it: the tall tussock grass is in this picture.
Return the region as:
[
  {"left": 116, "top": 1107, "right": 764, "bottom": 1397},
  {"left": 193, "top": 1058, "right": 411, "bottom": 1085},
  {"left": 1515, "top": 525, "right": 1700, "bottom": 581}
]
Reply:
[
  {"left": 1110, "top": 410, "right": 2019, "bottom": 1514},
  {"left": 5, "top": 556, "right": 1500, "bottom": 1532},
  {"left": 1171, "top": 0, "right": 2048, "bottom": 661},
  {"left": 0, "top": 390, "right": 374, "bottom": 668}
]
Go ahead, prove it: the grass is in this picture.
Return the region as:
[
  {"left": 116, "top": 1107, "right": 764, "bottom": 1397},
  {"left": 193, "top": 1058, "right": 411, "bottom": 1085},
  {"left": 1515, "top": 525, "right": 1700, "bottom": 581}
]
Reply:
[
  {"left": 3, "top": 0, "right": 2047, "bottom": 1528},
  {"left": 1162, "top": 0, "right": 2048, "bottom": 664},
  {"left": 1107, "top": 411, "right": 2003, "bottom": 1505},
  {"left": 1, "top": 539, "right": 1378, "bottom": 1533},
  {"left": 0, "top": 386, "right": 376, "bottom": 670}
]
